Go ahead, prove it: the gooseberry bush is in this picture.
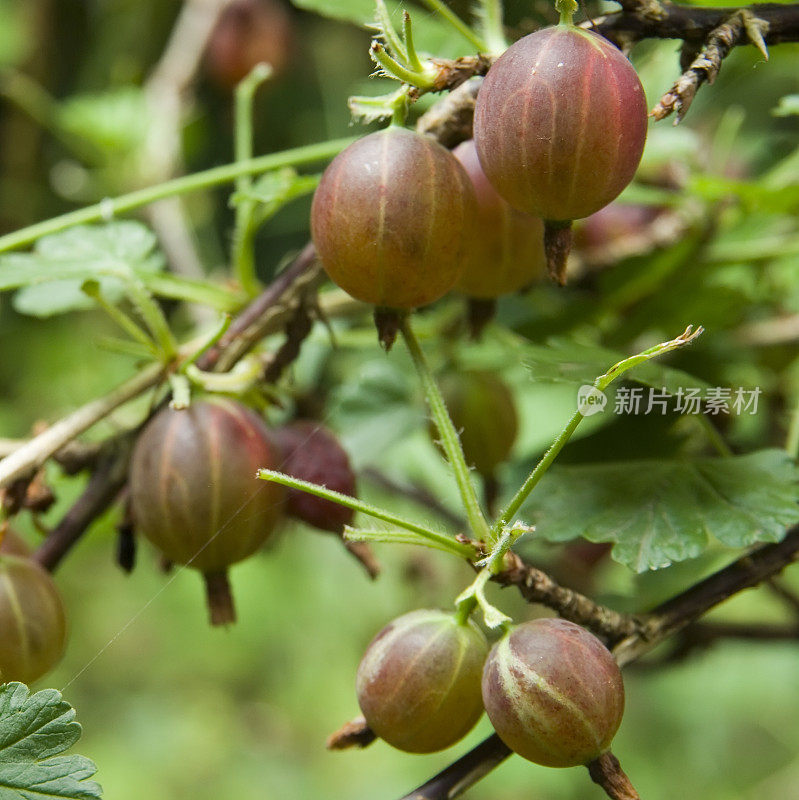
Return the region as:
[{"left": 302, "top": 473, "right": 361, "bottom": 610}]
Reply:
[{"left": 0, "top": 0, "right": 798, "bottom": 798}]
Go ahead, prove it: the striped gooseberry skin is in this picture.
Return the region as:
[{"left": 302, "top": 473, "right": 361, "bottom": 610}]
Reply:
[
  {"left": 311, "top": 127, "right": 477, "bottom": 309},
  {"left": 0, "top": 554, "right": 67, "bottom": 683},
  {"left": 482, "top": 618, "right": 624, "bottom": 768},
  {"left": 129, "top": 398, "right": 285, "bottom": 572},
  {"left": 356, "top": 609, "right": 488, "bottom": 753},
  {"left": 453, "top": 139, "right": 545, "bottom": 298},
  {"left": 473, "top": 26, "right": 648, "bottom": 222}
]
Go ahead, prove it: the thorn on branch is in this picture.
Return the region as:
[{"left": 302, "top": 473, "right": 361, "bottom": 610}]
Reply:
[{"left": 651, "top": 10, "right": 769, "bottom": 123}]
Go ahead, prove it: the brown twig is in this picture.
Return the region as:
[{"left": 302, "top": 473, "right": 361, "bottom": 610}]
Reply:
[
  {"left": 493, "top": 551, "right": 640, "bottom": 643},
  {"left": 587, "top": 751, "right": 641, "bottom": 800},
  {"left": 33, "top": 443, "right": 131, "bottom": 572},
  {"left": 650, "top": 10, "right": 768, "bottom": 122}
]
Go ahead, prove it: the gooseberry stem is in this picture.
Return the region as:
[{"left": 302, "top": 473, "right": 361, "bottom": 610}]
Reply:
[
  {"left": 257, "top": 469, "right": 475, "bottom": 556},
  {"left": 555, "top": 0, "right": 578, "bottom": 26},
  {"left": 478, "top": 0, "right": 508, "bottom": 54},
  {"left": 400, "top": 318, "right": 492, "bottom": 545},
  {"left": 418, "top": 0, "right": 487, "bottom": 51},
  {"left": 233, "top": 63, "right": 273, "bottom": 297},
  {"left": 587, "top": 752, "right": 641, "bottom": 800},
  {"left": 491, "top": 326, "right": 704, "bottom": 539},
  {"left": 0, "top": 137, "right": 357, "bottom": 254}
]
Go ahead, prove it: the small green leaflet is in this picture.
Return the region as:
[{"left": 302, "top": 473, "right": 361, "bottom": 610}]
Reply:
[
  {"left": 0, "top": 683, "right": 101, "bottom": 800},
  {"left": 0, "top": 221, "right": 163, "bottom": 317},
  {"left": 523, "top": 449, "right": 799, "bottom": 572},
  {"left": 523, "top": 338, "right": 710, "bottom": 395}
]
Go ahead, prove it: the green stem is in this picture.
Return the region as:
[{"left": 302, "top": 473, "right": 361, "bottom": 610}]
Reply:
[
  {"left": 491, "top": 410, "right": 583, "bottom": 540},
  {"left": 555, "top": 0, "right": 578, "bottom": 26},
  {"left": 257, "top": 469, "right": 472, "bottom": 554},
  {"left": 400, "top": 318, "right": 492, "bottom": 544},
  {"left": 477, "top": 0, "right": 508, "bottom": 54},
  {"left": 0, "top": 137, "right": 357, "bottom": 254},
  {"left": 233, "top": 64, "right": 273, "bottom": 296},
  {"left": 402, "top": 12, "right": 425, "bottom": 73},
  {"left": 417, "top": 0, "right": 487, "bottom": 51},
  {"left": 375, "top": 0, "right": 407, "bottom": 61},
  {"left": 492, "top": 325, "right": 704, "bottom": 538},
  {"left": 81, "top": 280, "right": 159, "bottom": 356},
  {"left": 123, "top": 275, "right": 177, "bottom": 361},
  {"left": 180, "top": 315, "right": 232, "bottom": 371},
  {"left": 697, "top": 413, "right": 734, "bottom": 457},
  {"left": 786, "top": 397, "right": 799, "bottom": 461},
  {"left": 370, "top": 43, "right": 435, "bottom": 90}
]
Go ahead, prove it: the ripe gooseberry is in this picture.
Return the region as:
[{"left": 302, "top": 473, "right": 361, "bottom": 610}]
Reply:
[
  {"left": 311, "top": 127, "right": 477, "bottom": 312},
  {"left": 482, "top": 618, "right": 624, "bottom": 768},
  {"left": 356, "top": 609, "right": 488, "bottom": 753},
  {"left": 129, "top": 398, "right": 285, "bottom": 625},
  {"left": 473, "top": 25, "right": 647, "bottom": 282},
  {"left": 452, "top": 139, "right": 545, "bottom": 300},
  {"left": 205, "top": 0, "right": 294, "bottom": 88},
  {"left": 0, "top": 554, "right": 67, "bottom": 684}
]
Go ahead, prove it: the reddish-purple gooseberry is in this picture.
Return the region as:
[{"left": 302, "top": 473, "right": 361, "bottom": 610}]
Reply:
[
  {"left": 452, "top": 139, "right": 546, "bottom": 299},
  {"left": 311, "top": 127, "right": 477, "bottom": 309},
  {"left": 129, "top": 398, "right": 285, "bottom": 625}
]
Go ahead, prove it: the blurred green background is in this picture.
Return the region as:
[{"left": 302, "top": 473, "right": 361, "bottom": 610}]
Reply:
[{"left": 1, "top": 0, "right": 799, "bottom": 798}]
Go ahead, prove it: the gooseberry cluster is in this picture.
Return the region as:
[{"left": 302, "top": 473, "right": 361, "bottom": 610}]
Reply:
[
  {"left": 310, "top": 11, "right": 647, "bottom": 307},
  {"left": 354, "top": 612, "right": 626, "bottom": 770}
]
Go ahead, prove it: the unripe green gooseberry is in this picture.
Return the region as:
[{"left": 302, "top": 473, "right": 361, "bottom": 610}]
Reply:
[
  {"left": 482, "top": 618, "right": 625, "bottom": 768},
  {"left": 473, "top": 26, "right": 648, "bottom": 223},
  {"left": 436, "top": 370, "right": 518, "bottom": 477},
  {"left": 356, "top": 609, "right": 488, "bottom": 753},
  {"left": 129, "top": 398, "right": 285, "bottom": 625},
  {"left": 0, "top": 554, "right": 67, "bottom": 684},
  {"left": 311, "top": 127, "right": 478, "bottom": 309},
  {"left": 452, "top": 139, "right": 545, "bottom": 298}
]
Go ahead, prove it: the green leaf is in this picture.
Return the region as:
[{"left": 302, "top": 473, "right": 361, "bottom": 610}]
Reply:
[
  {"left": 0, "top": 682, "right": 102, "bottom": 799},
  {"left": 137, "top": 272, "right": 244, "bottom": 312},
  {"left": 524, "top": 449, "right": 799, "bottom": 572},
  {"left": 290, "top": 0, "right": 475, "bottom": 57},
  {"left": 524, "top": 338, "right": 711, "bottom": 395},
  {"left": 0, "top": 221, "right": 164, "bottom": 317}
]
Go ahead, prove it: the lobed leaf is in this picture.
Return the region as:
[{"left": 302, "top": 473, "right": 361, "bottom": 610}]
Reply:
[
  {"left": 523, "top": 449, "right": 799, "bottom": 572},
  {"left": 0, "top": 683, "right": 102, "bottom": 799}
]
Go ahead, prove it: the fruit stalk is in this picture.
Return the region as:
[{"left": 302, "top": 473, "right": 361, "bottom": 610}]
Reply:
[
  {"left": 204, "top": 569, "right": 236, "bottom": 626},
  {"left": 400, "top": 318, "right": 492, "bottom": 544},
  {"left": 587, "top": 751, "right": 641, "bottom": 800}
]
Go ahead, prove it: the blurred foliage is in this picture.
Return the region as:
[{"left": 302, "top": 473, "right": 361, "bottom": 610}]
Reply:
[{"left": 0, "top": 0, "right": 798, "bottom": 798}]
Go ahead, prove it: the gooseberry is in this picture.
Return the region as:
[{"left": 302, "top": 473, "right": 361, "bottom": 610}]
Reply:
[
  {"left": 473, "top": 25, "right": 647, "bottom": 282},
  {"left": 482, "top": 618, "right": 625, "bottom": 768},
  {"left": 310, "top": 127, "right": 477, "bottom": 310},
  {"left": 0, "top": 554, "right": 67, "bottom": 684},
  {"left": 452, "top": 139, "right": 545, "bottom": 299},
  {"left": 356, "top": 609, "right": 488, "bottom": 753},
  {"left": 129, "top": 398, "right": 285, "bottom": 625}
]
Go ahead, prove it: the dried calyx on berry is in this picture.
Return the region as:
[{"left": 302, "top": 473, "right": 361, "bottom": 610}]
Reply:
[{"left": 129, "top": 398, "right": 285, "bottom": 626}]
